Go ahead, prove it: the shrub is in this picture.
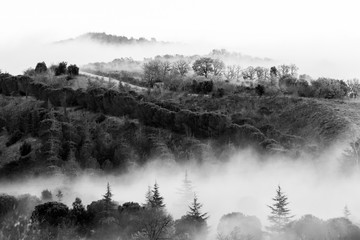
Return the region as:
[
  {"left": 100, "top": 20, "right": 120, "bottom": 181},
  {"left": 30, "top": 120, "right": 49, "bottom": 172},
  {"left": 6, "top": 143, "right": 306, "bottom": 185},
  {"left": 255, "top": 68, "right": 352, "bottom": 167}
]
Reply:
[{"left": 255, "top": 84, "right": 265, "bottom": 96}]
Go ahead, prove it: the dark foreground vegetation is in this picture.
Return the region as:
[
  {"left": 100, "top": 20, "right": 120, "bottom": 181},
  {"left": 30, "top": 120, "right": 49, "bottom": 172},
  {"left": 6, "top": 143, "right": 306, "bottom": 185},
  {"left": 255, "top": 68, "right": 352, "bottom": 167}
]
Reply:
[{"left": 0, "top": 182, "right": 359, "bottom": 240}]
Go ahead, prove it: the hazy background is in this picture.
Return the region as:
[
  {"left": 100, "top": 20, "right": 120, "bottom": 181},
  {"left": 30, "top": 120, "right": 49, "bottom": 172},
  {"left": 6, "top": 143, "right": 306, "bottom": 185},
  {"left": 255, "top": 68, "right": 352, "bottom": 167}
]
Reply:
[{"left": 1, "top": 0, "right": 360, "bottom": 79}]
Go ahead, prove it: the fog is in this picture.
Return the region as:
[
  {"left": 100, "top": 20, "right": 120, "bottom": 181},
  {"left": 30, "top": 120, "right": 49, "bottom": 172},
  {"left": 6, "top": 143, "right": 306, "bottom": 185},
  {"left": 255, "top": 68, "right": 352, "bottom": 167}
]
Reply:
[
  {"left": 1, "top": 146, "right": 359, "bottom": 235},
  {"left": 1, "top": 36, "right": 360, "bottom": 80}
]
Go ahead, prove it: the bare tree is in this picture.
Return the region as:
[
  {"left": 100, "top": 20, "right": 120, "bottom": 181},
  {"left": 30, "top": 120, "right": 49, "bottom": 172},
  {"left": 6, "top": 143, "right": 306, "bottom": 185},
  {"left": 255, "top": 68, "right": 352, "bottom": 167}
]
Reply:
[
  {"left": 213, "top": 59, "right": 225, "bottom": 76},
  {"left": 135, "top": 208, "right": 174, "bottom": 240},
  {"left": 159, "top": 61, "right": 171, "bottom": 81},
  {"left": 289, "top": 64, "right": 299, "bottom": 77},
  {"left": 242, "top": 66, "right": 256, "bottom": 80},
  {"left": 173, "top": 59, "right": 190, "bottom": 76}
]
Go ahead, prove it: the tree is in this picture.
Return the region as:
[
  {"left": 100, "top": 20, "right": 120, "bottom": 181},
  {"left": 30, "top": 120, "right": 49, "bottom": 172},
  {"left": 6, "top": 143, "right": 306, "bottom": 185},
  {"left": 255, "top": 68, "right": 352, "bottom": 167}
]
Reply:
[
  {"left": 187, "top": 194, "right": 208, "bottom": 221},
  {"left": 67, "top": 64, "right": 79, "bottom": 76},
  {"left": 173, "top": 59, "right": 190, "bottom": 76},
  {"left": 103, "top": 182, "right": 114, "bottom": 212},
  {"left": 56, "top": 190, "right": 63, "bottom": 202},
  {"left": 217, "top": 212, "right": 262, "bottom": 240},
  {"left": 41, "top": 189, "right": 53, "bottom": 202},
  {"left": 150, "top": 182, "right": 165, "bottom": 209},
  {"left": 213, "top": 59, "right": 225, "bottom": 76},
  {"left": 177, "top": 171, "right": 194, "bottom": 204},
  {"left": 267, "top": 185, "right": 294, "bottom": 233},
  {"left": 134, "top": 208, "right": 174, "bottom": 240},
  {"left": 192, "top": 58, "right": 214, "bottom": 78},
  {"left": 55, "top": 62, "right": 67, "bottom": 76},
  {"left": 143, "top": 60, "right": 162, "bottom": 87},
  {"left": 344, "top": 205, "right": 351, "bottom": 219},
  {"left": 270, "top": 66, "right": 278, "bottom": 77},
  {"left": 242, "top": 66, "right": 256, "bottom": 80},
  {"left": 70, "top": 197, "right": 89, "bottom": 236},
  {"left": 31, "top": 202, "right": 70, "bottom": 228},
  {"left": 289, "top": 64, "right": 299, "bottom": 77},
  {"left": 277, "top": 64, "right": 291, "bottom": 78},
  {"left": 35, "top": 62, "right": 48, "bottom": 74},
  {"left": 174, "top": 194, "right": 208, "bottom": 240},
  {"left": 159, "top": 60, "right": 171, "bottom": 81},
  {"left": 144, "top": 186, "right": 153, "bottom": 208},
  {"left": 0, "top": 194, "right": 17, "bottom": 223},
  {"left": 286, "top": 215, "right": 327, "bottom": 240}
]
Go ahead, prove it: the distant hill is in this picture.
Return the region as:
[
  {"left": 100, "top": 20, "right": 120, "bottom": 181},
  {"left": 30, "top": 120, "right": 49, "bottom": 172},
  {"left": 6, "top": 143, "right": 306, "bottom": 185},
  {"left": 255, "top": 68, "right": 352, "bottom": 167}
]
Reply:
[{"left": 56, "top": 32, "right": 167, "bottom": 45}]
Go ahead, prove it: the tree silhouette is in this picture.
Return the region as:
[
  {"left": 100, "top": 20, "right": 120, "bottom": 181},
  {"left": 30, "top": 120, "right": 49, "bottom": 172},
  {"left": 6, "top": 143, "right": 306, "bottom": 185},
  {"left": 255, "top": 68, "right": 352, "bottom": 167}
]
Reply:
[
  {"left": 192, "top": 57, "right": 214, "bottom": 78},
  {"left": 150, "top": 182, "right": 165, "bottom": 209},
  {"left": 187, "top": 194, "right": 208, "bottom": 221},
  {"left": 344, "top": 205, "right": 351, "bottom": 219},
  {"left": 144, "top": 185, "right": 153, "bottom": 208},
  {"left": 267, "top": 185, "right": 294, "bottom": 233},
  {"left": 56, "top": 190, "right": 63, "bottom": 202}
]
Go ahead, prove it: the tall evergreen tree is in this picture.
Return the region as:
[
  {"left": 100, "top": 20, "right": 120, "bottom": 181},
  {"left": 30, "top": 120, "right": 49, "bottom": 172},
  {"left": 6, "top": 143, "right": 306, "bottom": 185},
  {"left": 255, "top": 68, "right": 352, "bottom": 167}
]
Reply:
[
  {"left": 177, "top": 170, "right": 194, "bottom": 202},
  {"left": 187, "top": 194, "right": 208, "bottom": 221},
  {"left": 103, "top": 182, "right": 113, "bottom": 208},
  {"left": 56, "top": 190, "right": 63, "bottom": 202},
  {"left": 144, "top": 185, "right": 153, "bottom": 208},
  {"left": 267, "top": 185, "right": 294, "bottom": 233},
  {"left": 150, "top": 182, "right": 165, "bottom": 209},
  {"left": 174, "top": 194, "right": 208, "bottom": 240},
  {"left": 344, "top": 205, "right": 351, "bottom": 219}
]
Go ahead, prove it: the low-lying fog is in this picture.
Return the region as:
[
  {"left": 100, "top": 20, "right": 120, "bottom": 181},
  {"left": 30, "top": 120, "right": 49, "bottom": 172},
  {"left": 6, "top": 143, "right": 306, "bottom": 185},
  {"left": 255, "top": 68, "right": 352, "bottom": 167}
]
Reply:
[
  {"left": 1, "top": 147, "right": 359, "bottom": 234},
  {"left": 1, "top": 37, "right": 360, "bottom": 80}
]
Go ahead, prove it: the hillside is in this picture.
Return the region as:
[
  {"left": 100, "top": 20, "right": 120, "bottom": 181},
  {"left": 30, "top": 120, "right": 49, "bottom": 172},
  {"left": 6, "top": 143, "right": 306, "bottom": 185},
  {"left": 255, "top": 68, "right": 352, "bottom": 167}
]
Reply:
[
  {"left": 56, "top": 32, "right": 166, "bottom": 45},
  {"left": 1, "top": 72, "right": 359, "bottom": 179}
]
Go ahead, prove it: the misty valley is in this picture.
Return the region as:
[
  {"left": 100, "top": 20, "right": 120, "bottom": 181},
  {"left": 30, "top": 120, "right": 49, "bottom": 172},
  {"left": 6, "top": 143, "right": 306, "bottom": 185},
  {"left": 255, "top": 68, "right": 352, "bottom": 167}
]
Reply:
[{"left": 2, "top": 33, "right": 360, "bottom": 240}]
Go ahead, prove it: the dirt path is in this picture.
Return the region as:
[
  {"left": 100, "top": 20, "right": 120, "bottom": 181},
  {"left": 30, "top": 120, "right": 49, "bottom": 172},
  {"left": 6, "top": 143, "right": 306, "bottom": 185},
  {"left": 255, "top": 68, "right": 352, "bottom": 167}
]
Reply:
[{"left": 79, "top": 71, "right": 148, "bottom": 93}]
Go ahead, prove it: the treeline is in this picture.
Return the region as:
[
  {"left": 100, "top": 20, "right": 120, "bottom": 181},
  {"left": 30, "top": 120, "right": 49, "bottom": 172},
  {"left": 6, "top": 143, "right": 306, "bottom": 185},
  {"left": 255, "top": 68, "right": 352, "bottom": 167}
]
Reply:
[
  {"left": 82, "top": 50, "right": 360, "bottom": 99},
  {"left": 65, "top": 32, "right": 161, "bottom": 45},
  {"left": 0, "top": 183, "right": 359, "bottom": 240}
]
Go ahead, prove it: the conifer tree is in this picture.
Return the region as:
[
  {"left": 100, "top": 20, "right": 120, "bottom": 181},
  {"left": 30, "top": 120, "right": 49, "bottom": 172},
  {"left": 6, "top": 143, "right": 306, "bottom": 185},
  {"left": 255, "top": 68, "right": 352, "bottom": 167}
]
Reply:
[
  {"left": 150, "top": 182, "right": 165, "bottom": 209},
  {"left": 56, "top": 190, "right": 63, "bottom": 202},
  {"left": 344, "top": 205, "right": 351, "bottom": 219},
  {"left": 187, "top": 194, "right": 208, "bottom": 221},
  {"left": 100, "top": 182, "right": 116, "bottom": 226},
  {"left": 177, "top": 171, "right": 194, "bottom": 202},
  {"left": 103, "top": 182, "right": 113, "bottom": 208},
  {"left": 267, "top": 185, "right": 294, "bottom": 233},
  {"left": 144, "top": 185, "right": 153, "bottom": 208}
]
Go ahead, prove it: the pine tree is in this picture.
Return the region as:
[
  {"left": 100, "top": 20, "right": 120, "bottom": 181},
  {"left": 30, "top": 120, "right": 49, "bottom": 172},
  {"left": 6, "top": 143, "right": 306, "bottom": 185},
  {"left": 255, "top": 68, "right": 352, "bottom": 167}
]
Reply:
[
  {"left": 150, "top": 182, "right": 165, "bottom": 209},
  {"left": 56, "top": 190, "right": 63, "bottom": 202},
  {"left": 99, "top": 183, "right": 117, "bottom": 227},
  {"left": 187, "top": 194, "right": 208, "bottom": 221},
  {"left": 144, "top": 185, "right": 153, "bottom": 208},
  {"left": 103, "top": 182, "right": 113, "bottom": 207},
  {"left": 177, "top": 170, "right": 194, "bottom": 202},
  {"left": 267, "top": 185, "right": 294, "bottom": 233},
  {"left": 344, "top": 205, "right": 351, "bottom": 219}
]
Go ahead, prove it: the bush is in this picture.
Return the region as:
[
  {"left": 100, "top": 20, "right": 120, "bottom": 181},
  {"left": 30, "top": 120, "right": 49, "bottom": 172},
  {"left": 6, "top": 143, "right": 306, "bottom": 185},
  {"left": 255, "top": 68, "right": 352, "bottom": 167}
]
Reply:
[
  {"left": 311, "top": 78, "right": 349, "bottom": 99},
  {"left": 255, "top": 84, "right": 265, "bottom": 96}
]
